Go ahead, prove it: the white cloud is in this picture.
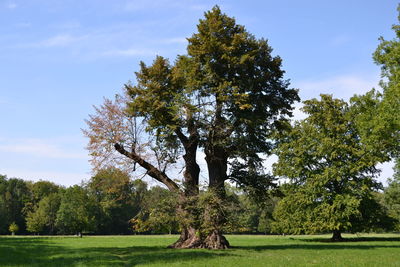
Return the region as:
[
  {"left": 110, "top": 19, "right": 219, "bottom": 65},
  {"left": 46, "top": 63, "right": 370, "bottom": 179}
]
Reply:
[
  {"left": 17, "top": 34, "right": 88, "bottom": 49},
  {"left": 295, "top": 73, "right": 380, "bottom": 101},
  {"left": 36, "top": 34, "right": 84, "bottom": 47},
  {"left": 102, "top": 48, "right": 158, "bottom": 57},
  {"left": 0, "top": 137, "right": 87, "bottom": 159},
  {"left": 162, "top": 37, "right": 187, "bottom": 44},
  {"left": 6, "top": 3, "right": 17, "bottom": 9}
]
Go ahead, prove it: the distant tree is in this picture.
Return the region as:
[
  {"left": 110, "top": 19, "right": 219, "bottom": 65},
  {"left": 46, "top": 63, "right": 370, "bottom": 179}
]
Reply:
[
  {"left": 0, "top": 175, "right": 8, "bottom": 233},
  {"left": 132, "top": 186, "right": 179, "bottom": 234},
  {"left": 273, "top": 95, "right": 388, "bottom": 241},
  {"left": 26, "top": 206, "right": 46, "bottom": 234},
  {"left": 26, "top": 193, "right": 61, "bottom": 234},
  {"left": 0, "top": 177, "right": 30, "bottom": 234},
  {"left": 23, "top": 180, "right": 61, "bottom": 221},
  {"left": 87, "top": 167, "right": 141, "bottom": 234},
  {"left": 9, "top": 222, "right": 19, "bottom": 235},
  {"left": 84, "top": 6, "right": 298, "bottom": 249},
  {"left": 224, "top": 185, "right": 279, "bottom": 234},
  {"left": 56, "top": 186, "right": 96, "bottom": 235}
]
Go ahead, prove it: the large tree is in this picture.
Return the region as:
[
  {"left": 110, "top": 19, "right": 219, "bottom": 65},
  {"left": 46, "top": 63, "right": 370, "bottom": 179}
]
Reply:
[
  {"left": 272, "top": 95, "right": 389, "bottom": 241},
  {"left": 84, "top": 6, "right": 298, "bottom": 249}
]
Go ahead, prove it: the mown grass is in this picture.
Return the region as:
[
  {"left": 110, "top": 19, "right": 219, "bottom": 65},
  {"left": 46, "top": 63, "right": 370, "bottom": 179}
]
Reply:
[{"left": 0, "top": 234, "right": 399, "bottom": 266}]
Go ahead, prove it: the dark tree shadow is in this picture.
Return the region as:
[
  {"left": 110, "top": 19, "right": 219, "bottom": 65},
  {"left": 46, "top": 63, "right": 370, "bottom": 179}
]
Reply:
[
  {"left": 0, "top": 237, "right": 233, "bottom": 266},
  {"left": 299, "top": 236, "right": 400, "bottom": 243},
  {"left": 233, "top": 235, "right": 400, "bottom": 251}
]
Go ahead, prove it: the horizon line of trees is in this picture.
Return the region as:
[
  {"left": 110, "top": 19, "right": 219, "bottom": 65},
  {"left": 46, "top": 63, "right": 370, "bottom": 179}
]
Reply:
[{"left": 0, "top": 162, "right": 399, "bottom": 236}]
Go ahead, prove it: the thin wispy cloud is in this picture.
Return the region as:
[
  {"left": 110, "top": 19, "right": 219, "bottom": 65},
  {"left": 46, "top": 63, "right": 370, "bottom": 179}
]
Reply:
[
  {"left": 15, "top": 22, "right": 31, "bottom": 28},
  {"left": 33, "top": 34, "right": 85, "bottom": 48},
  {"left": 162, "top": 37, "right": 187, "bottom": 44},
  {"left": 54, "top": 21, "right": 81, "bottom": 30},
  {"left": 102, "top": 48, "right": 158, "bottom": 57},
  {"left": 0, "top": 138, "right": 87, "bottom": 159},
  {"left": 6, "top": 3, "right": 17, "bottom": 9},
  {"left": 295, "top": 73, "right": 380, "bottom": 101}
]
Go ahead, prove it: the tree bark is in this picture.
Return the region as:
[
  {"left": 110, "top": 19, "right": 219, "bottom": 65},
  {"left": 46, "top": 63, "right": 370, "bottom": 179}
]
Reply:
[
  {"left": 168, "top": 227, "right": 203, "bottom": 248},
  {"left": 169, "top": 228, "right": 230, "bottom": 249},
  {"left": 331, "top": 230, "right": 343, "bottom": 242},
  {"left": 202, "top": 229, "right": 230, "bottom": 249}
]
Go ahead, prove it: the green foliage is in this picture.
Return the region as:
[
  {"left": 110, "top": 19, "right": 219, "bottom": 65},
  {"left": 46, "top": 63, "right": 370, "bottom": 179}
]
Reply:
[
  {"left": 8, "top": 222, "right": 19, "bottom": 235},
  {"left": 55, "top": 186, "right": 97, "bottom": 234},
  {"left": 124, "top": 5, "right": 299, "bottom": 190},
  {"left": 0, "top": 176, "right": 30, "bottom": 234},
  {"left": 87, "top": 167, "right": 142, "bottom": 234},
  {"left": 273, "top": 95, "right": 388, "bottom": 235},
  {"left": 132, "top": 186, "right": 179, "bottom": 234},
  {"left": 26, "top": 193, "right": 61, "bottom": 234}
]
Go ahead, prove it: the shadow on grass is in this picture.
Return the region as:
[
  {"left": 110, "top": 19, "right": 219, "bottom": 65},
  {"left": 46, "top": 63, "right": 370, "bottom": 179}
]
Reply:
[
  {"left": 0, "top": 237, "right": 233, "bottom": 266},
  {"left": 300, "top": 236, "right": 400, "bottom": 243},
  {"left": 233, "top": 236, "right": 400, "bottom": 251}
]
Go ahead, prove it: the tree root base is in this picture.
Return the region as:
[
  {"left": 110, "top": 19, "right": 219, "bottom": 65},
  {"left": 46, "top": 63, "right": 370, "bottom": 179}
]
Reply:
[{"left": 168, "top": 229, "right": 230, "bottom": 249}]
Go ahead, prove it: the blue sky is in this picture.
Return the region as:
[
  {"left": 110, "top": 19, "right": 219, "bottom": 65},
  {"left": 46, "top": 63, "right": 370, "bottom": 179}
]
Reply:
[{"left": 0, "top": 0, "right": 398, "bottom": 186}]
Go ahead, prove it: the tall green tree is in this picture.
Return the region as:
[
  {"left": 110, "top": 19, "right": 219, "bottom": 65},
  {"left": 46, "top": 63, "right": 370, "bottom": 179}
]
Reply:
[
  {"left": 85, "top": 6, "right": 298, "bottom": 248},
  {"left": 273, "top": 95, "right": 389, "bottom": 241}
]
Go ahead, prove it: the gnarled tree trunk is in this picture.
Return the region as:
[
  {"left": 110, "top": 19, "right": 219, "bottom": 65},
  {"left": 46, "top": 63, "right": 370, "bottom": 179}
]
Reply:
[{"left": 168, "top": 227, "right": 203, "bottom": 248}]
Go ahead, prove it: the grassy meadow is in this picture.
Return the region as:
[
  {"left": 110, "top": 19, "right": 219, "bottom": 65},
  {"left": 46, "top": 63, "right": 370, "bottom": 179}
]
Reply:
[{"left": 0, "top": 234, "right": 399, "bottom": 266}]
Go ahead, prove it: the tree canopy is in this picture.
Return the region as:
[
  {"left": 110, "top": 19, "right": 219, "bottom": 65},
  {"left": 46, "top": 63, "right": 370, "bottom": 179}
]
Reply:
[{"left": 272, "top": 95, "right": 389, "bottom": 241}]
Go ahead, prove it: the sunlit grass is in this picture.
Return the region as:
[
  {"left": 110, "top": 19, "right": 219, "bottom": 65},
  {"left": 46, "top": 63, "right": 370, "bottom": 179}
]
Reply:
[{"left": 0, "top": 234, "right": 399, "bottom": 266}]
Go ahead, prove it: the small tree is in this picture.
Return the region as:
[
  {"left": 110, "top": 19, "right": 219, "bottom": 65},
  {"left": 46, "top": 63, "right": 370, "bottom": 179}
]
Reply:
[{"left": 9, "top": 222, "right": 19, "bottom": 235}]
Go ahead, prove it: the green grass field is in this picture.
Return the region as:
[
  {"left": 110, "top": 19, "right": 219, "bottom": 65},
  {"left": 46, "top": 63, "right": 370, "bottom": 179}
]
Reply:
[{"left": 0, "top": 234, "right": 399, "bottom": 266}]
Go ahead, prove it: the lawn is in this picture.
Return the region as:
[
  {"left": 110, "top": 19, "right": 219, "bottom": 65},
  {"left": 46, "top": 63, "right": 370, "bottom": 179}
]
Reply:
[{"left": 0, "top": 234, "right": 399, "bottom": 266}]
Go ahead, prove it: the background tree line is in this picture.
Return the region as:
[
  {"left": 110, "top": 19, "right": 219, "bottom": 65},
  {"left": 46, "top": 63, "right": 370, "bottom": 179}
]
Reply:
[
  {"left": 0, "top": 162, "right": 399, "bottom": 235},
  {"left": 0, "top": 169, "right": 280, "bottom": 235}
]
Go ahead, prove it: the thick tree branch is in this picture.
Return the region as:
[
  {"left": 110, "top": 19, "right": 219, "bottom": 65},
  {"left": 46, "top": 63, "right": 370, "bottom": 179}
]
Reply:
[
  {"left": 114, "top": 143, "right": 180, "bottom": 192},
  {"left": 175, "top": 127, "right": 189, "bottom": 147}
]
